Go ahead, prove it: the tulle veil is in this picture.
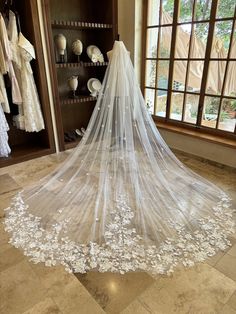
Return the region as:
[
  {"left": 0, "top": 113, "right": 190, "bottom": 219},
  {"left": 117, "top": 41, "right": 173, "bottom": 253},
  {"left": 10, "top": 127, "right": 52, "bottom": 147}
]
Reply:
[{"left": 4, "top": 41, "right": 235, "bottom": 275}]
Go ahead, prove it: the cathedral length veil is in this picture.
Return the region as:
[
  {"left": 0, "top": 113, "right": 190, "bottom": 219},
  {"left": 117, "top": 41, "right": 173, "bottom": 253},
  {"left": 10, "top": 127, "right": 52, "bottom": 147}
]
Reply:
[{"left": 4, "top": 41, "right": 235, "bottom": 275}]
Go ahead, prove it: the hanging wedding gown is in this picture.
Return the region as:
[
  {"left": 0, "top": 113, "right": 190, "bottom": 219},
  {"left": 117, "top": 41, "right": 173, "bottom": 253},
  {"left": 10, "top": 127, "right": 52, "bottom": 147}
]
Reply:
[
  {"left": 0, "top": 13, "right": 22, "bottom": 106},
  {"left": 0, "top": 104, "right": 11, "bottom": 157},
  {"left": 0, "top": 15, "right": 10, "bottom": 114},
  {"left": 7, "top": 11, "right": 45, "bottom": 132},
  {"left": 4, "top": 41, "right": 235, "bottom": 275},
  {"left": 0, "top": 74, "right": 10, "bottom": 113},
  {"left": 0, "top": 15, "right": 11, "bottom": 156}
]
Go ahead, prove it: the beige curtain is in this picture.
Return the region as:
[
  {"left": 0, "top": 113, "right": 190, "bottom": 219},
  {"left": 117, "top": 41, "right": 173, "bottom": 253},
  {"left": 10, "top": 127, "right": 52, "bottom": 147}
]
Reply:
[
  {"left": 161, "top": 12, "right": 204, "bottom": 89},
  {"left": 159, "top": 12, "right": 236, "bottom": 95},
  {"left": 206, "top": 38, "right": 227, "bottom": 94},
  {"left": 224, "top": 37, "right": 236, "bottom": 96}
]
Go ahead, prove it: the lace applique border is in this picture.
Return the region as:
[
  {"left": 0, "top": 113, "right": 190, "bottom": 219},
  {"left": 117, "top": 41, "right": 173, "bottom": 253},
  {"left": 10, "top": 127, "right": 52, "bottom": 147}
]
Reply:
[{"left": 3, "top": 192, "right": 236, "bottom": 275}]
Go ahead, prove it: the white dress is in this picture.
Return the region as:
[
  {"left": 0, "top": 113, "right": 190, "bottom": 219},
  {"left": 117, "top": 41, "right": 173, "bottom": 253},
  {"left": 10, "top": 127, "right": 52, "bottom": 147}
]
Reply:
[
  {"left": 0, "top": 104, "right": 11, "bottom": 157},
  {"left": 0, "top": 13, "right": 22, "bottom": 106},
  {"left": 0, "top": 16, "right": 10, "bottom": 113},
  {"left": 0, "top": 15, "right": 11, "bottom": 155},
  {"left": 8, "top": 11, "right": 45, "bottom": 132},
  {"left": 0, "top": 73, "right": 10, "bottom": 113},
  {"left": 18, "top": 33, "right": 45, "bottom": 132}
]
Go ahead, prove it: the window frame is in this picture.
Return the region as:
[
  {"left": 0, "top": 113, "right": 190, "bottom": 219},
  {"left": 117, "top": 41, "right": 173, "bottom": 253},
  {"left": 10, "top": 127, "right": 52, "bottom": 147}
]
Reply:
[{"left": 141, "top": 0, "right": 236, "bottom": 140}]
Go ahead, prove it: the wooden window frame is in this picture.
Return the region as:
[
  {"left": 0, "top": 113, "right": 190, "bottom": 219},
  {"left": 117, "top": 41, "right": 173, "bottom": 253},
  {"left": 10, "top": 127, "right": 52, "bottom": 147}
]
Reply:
[{"left": 142, "top": 0, "right": 236, "bottom": 141}]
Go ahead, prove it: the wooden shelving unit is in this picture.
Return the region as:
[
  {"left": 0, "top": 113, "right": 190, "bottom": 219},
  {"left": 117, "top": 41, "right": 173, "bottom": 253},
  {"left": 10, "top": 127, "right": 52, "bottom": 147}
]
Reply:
[
  {"left": 0, "top": 145, "right": 52, "bottom": 168},
  {"left": 42, "top": 0, "right": 118, "bottom": 151},
  {"left": 51, "top": 20, "right": 113, "bottom": 30},
  {"left": 65, "top": 139, "right": 82, "bottom": 150},
  {"left": 61, "top": 96, "right": 96, "bottom": 105},
  {"left": 56, "top": 62, "right": 108, "bottom": 69},
  {"left": 0, "top": 0, "right": 56, "bottom": 168}
]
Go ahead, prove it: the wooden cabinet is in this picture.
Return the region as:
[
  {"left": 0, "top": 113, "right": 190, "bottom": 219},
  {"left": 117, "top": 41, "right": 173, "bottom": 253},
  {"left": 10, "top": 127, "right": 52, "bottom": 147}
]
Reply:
[
  {"left": 42, "top": 0, "right": 118, "bottom": 151},
  {"left": 0, "top": 0, "right": 56, "bottom": 168}
]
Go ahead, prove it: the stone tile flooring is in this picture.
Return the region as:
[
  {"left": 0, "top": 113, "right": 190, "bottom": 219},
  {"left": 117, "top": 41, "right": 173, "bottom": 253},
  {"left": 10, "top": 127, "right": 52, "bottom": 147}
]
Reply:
[{"left": 0, "top": 150, "right": 236, "bottom": 314}]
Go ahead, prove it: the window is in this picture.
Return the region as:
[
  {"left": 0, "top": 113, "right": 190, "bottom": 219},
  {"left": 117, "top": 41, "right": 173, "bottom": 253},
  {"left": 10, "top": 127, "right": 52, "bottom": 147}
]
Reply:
[{"left": 142, "top": 0, "right": 236, "bottom": 137}]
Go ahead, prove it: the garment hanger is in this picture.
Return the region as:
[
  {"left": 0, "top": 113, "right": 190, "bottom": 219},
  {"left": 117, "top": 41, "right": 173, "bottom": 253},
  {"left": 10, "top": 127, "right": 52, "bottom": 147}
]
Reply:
[
  {"left": 3, "top": 0, "right": 10, "bottom": 18},
  {"left": 15, "top": 11, "right": 21, "bottom": 33},
  {"left": 3, "top": 0, "right": 21, "bottom": 33}
]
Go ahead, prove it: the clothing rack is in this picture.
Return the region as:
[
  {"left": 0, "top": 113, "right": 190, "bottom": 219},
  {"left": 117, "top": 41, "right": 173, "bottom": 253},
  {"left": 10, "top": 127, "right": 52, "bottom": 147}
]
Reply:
[{"left": 0, "top": 0, "right": 55, "bottom": 167}]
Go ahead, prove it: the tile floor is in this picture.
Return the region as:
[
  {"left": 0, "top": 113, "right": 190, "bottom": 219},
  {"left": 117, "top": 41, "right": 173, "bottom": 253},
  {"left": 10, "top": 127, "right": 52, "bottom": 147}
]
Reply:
[{"left": 0, "top": 150, "right": 236, "bottom": 314}]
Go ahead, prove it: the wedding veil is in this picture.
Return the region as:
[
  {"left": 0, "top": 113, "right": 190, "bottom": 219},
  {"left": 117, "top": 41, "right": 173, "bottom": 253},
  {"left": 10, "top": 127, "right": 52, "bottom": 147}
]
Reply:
[{"left": 4, "top": 41, "right": 235, "bottom": 275}]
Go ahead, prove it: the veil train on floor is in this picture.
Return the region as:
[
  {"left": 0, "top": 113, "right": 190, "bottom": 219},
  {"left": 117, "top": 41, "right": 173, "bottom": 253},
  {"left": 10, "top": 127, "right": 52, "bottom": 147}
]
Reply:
[{"left": 3, "top": 41, "right": 235, "bottom": 275}]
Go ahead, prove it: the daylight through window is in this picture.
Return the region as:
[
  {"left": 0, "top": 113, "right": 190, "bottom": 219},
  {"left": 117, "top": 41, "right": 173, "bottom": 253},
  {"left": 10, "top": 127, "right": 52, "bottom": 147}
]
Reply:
[{"left": 142, "top": 0, "right": 236, "bottom": 136}]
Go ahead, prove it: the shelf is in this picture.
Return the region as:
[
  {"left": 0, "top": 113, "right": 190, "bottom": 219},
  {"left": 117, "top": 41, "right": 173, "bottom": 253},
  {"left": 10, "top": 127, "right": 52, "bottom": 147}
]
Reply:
[
  {"left": 61, "top": 96, "right": 96, "bottom": 105},
  {"left": 51, "top": 20, "right": 113, "bottom": 30},
  {"left": 0, "top": 144, "right": 53, "bottom": 168},
  {"left": 64, "top": 139, "right": 81, "bottom": 150},
  {"left": 56, "top": 62, "right": 108, "bottom": 69},
  {"left": 45, "top": 0, "right": 117, "bottom": 151}
]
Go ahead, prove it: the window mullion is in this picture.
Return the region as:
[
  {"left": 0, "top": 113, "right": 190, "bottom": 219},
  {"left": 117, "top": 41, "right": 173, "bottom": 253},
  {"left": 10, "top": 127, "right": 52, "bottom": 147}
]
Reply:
[
  {"left": 181, "top": 0, "right": 197, "bottom": 122},
  {"left": 166, "top": 0, "right": 180, "bottom": 121},
  {"left": 141, "top": 0, "right": 148, "bottom": 93},
  {"left": 196, "top": 0, "right": 219, "bottom": 127},
  {"left": 216, "top": 8, "right": 236, "bottom": 129},
  {"left": 153, "top": 0, "right": 163, "bottom": 115}
]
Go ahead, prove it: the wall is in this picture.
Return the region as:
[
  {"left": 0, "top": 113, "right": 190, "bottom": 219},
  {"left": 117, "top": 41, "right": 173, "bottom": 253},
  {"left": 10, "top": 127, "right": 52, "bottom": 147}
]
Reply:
[
  {"left": 37, "top": 0, "right": 59, "bottom": 152},
  {"left": 118, "top": 0, "right": 236, "bottom": 168},
  {"left": 118, "top": 0, "right": 143, "bottom": 81},
  {"left": 118, "top": 0, "right": 135, "bottom": 61},
  {"left": 159, "top": 129, "right": 236, "bottom": 168}
]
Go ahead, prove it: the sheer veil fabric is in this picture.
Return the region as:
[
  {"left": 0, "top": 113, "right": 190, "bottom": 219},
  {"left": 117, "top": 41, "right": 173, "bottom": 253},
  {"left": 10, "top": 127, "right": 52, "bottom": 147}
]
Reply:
[{"left": 4, "top": 41, "right": 235, "bottom": 275}]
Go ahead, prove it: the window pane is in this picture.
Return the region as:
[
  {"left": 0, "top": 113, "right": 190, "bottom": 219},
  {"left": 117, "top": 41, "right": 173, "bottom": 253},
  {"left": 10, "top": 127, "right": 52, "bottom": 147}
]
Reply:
[
  {"left": 206, "top": 60, "right": 226, "bottom": 95},
  {"left": 155, "top": 89, "right": 168, "bottom": 117},
  {"left": 145, "top": 88, "right": 155, "bottom": 114},
  {"left": 223, "top": 61, "right": 236, "bottom": 96},
  {"left": 187, "top": 61, "right": 204, "bottom": 93},
  {"left": 148, "top": 0, "right": 160, "bottom": 26},
  {"left": 195, "top": 0, "right": 212, "bottom": 21},
  {"left": 145, "top": 60, "right": 157, "bottom": 87},
  {"left": 178, "top": 0, "right": 193, "bottom": 23},
  {"left": 201, "top": 96, "right": 220, "bottom": 128},
  {"left": 159, "top": 26, "right": 172, "bottom": 57},
  {"left": 211, "top": 21, "right": 233, "bottom": 58},
  {"left": 184, "top": 94, "right": 199, "bottom": 124},
  {"left": 218, "top": 98, "right": 236, "bottom": 132},
  {"left": 216, "top": 0, "right": 236, "bottom": 19},
  {"left": 230, "top": 27, "right": 235, "bottom": 58},
  {"left": 175, "top": 25, "right": 191, "bottom": 58},
  {"left": 172, "top": 61, "right": 187, "bottom": 90},
  {"left": 162, "top": 0, "right": 174, "bottom": 24},
  {"left": 170, "top": 92, "right": 184, "bottom": 120},
  {"left": 157, "top": 60, "right": 169, "bottom": 89},
  {"left": 190, "top": 23, "right": 209, "bottom": 58},
  {"left": 146, "top": 28, "right": 158, "bottom": 58}
]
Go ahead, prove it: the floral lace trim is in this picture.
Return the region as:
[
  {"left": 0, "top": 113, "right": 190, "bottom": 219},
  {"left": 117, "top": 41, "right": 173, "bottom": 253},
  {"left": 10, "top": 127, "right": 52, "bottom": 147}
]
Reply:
[{"left": 3, "top": 193, "right": 236, "bottom": 275}]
